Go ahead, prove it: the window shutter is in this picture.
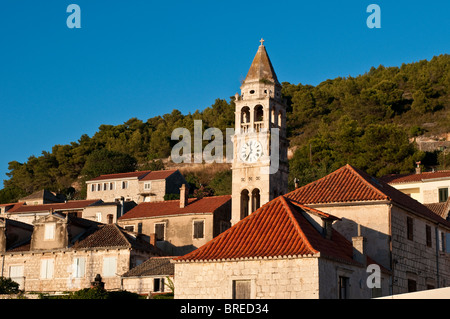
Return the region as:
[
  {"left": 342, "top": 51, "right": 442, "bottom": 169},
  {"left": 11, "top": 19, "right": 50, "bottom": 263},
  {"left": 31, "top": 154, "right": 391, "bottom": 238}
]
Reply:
[
  {"left": 44, "top": 223, "right": 56, "bottom": 240},
  {"left": 103, "top": 257, "right": 117, "bottom": 277},
  {"left": 193, "top": 221, "right": 204, "bottom": 239},
  {"left": 47, "top": 259, "right": 54, "bottom": 279},
  {"left": 74, "top": 257, "right": 86, "bottom": 278}
]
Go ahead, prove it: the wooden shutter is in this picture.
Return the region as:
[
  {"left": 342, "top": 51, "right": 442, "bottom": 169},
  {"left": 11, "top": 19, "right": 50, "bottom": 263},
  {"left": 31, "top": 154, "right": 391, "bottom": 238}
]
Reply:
[
  {"left": 155, "top": 223, "right": 165, "bottom": 241},
  {"left": 233, "top": 280, "right": 251, "bottom": 299},
  {"left": 40, "top": 259, "right": 54, "bottom": 279},
  {"left": 102, "top": 257, "right": 117, "bottom": 277},
  {"left": 407, "top": 217, "right": 414, "bottom": 241},
  {"left": 74, "top": 257, "right": 86, "bottom": 278},
  {"left": 193, "top": 220, "right": 204, "bottom": 239}
]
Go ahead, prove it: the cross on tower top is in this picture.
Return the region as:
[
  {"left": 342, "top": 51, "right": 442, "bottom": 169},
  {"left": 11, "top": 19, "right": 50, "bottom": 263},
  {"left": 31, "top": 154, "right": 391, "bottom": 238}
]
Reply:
[{"left": 259, "top": 38, "right": 265, "bottom": 46}]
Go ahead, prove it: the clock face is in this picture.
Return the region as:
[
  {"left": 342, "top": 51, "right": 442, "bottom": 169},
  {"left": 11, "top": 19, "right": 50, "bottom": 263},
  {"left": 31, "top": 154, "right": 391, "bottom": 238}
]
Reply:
[{"left": 240, "top": 140, "right": 263, "bottom": 163}]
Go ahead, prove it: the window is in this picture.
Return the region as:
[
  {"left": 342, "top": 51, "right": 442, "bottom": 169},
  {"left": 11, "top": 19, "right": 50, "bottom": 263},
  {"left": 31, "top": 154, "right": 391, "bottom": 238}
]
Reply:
[
  {"left": 153, "top": 278, "right": 165, "bottom": 293},
  {"left": 439, "top": 188, "right": 449, "bottom": 203},
  {"left": 124, "top": 225, "right": 135, "bottom": 232},
  {"left": 44, "top": 223, "right": 56, "bottom": 240},
  {"left": 407, "top": 217, "right": 414, "bottom": 241},
  {"left": 103, "top": 183, "right": 108, "bottom": 191},
  {"left": 408, "top": 279, "right": 417, "bottom": 292},
  {"left": 426, "top": 225, "right": 432, "bottom": 247},
  {"left": 155, "top": 223, "right": 165, "bottom": 241},
  {"left": 9, "top": 265, "right": 24, "bottom": 289},
  {"left": 40, "top": 259, "right": 54, "bottom": 279},
  {"left": 144, "top": 182, "right": 152, "bottom": 190},
  {"left": 73, "top": 257, "right": 86, "bottom": 278},
  {"left": 240, "top": 189, "right": 250, "bottom": 220},
  {"left": 96, "top": 212, "right": 102, "bottom": 223},
  {"left": 97, "top": 184, "right": 101, "bottom": 191},
  {"left": 251, "top": 189, "right": 260, "bottom": 212},
  {"left": 137, "top": 222, "right": 143, "bottom": 234},
  {"left": 232, "top": 280, "right": 251, "bottom": 299},
  {"left": 91, "top": 184, "right": 95, "bottom": 192},
  {"left": 254, "top": 105, "right": 263, "bottom": 122},
  {"left": 109, "top": 182, "right": 114, "bottom": 190},
  {"left": 193, "top": 220, "right": 204, "bottom": 239},
  {"left": 102, "top": 257, "right": 117, "bottom": 277},
  {"left": 122, "top": 181, "right": 128, "bottom": 189},
  {"left": 338, "top": 276, "right": 349, "bottom": 299},
  {"left": 441, "top": 232, "right": 446, "bottom": 252}
]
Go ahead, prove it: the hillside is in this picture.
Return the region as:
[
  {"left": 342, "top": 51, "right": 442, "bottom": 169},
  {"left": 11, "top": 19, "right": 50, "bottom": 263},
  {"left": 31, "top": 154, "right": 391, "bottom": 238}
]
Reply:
[{"left": 1, "top": 54, "right": 449, "bottom": 203}]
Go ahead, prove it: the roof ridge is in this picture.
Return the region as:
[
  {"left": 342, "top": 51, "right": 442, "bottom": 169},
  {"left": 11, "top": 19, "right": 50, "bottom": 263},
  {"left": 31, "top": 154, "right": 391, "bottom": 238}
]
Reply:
[
  {"left": 344, "top": 164, "right": 391, "bottom": 201},
  {"left": 111, "top": 223, "right": 133, "bottom": 248},
  {"left": 279, "top": 196, "right": 319, "bottom": 254}
]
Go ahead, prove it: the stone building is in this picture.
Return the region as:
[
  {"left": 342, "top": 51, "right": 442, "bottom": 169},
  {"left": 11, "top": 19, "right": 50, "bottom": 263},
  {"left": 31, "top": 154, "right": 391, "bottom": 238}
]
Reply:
[
  {"left": 381, "top": 169, "right": 450, "bottom": 206},
  {"left": 285, "top": 164, "right": 450, "bottom": 294},
  {"left": 18, "top": 189, "right": 66, "bottom": 205},
  {"left": 121, "top": 256, "right": 175, "bottom": 296},
  {"left": 231, "top": 39, "right": 289, "bottom": 226},
  {"left": 85, "top": 169, "right": 186, "bottom": 203},
  {"left": 3, "top": 199, "right": 103, "bottom": 225},
  {"left": 0, "top": 213, "right": 161, "bottom": 293},
  {"left": 174, "top": 196, "right": 390, "bottom": 299},
  {"left": 118, "top": 185, "right": 231, "bottom": 256}
]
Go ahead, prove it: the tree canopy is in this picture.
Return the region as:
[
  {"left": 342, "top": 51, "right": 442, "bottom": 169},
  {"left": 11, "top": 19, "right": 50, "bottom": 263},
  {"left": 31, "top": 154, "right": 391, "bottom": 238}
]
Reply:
[{"left": 1, "top": 54, "right": 448, "bottom": 202}]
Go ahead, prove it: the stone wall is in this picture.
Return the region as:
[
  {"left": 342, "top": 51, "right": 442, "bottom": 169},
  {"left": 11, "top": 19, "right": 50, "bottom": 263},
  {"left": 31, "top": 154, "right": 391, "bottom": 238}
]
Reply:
[
  {"left": 119, "top": 213, "right": 215, "bottom": 256},
  {"left": 390, "top": 205, "right": 450, "bottom": 294},
  {"left": 174, "top": 256, "right": 389, "bottom": 299},
  {"left": 0, "top": 248, "right": 152, "bottom": 293},
  {"left": 310, "top": 203, "right": 391, "bottom": 270}
]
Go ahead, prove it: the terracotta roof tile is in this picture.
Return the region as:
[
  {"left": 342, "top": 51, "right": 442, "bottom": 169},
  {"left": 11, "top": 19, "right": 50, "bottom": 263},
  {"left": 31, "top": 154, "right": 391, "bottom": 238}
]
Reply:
[
  {"left": 175, "top": 196, "right": 375, "bottom": 266},
  {"left": 73, "top": 224, "right": 160, "bottom": 253},
  {"left": 286, "top": 164, "right": 450, "bottom": 228},
  {"left": 381, "top": 170, "right": 450, "bottom": 184},
  {"left": 140, "top": 169, "right": 178, "bottom": 181},
  {"left": 122, "top": 257, "right": 175, "bottom": 277},
  {"left": 425, "top": 197, "right": 450, "bottom": 219},
  {"left": 87, "top": 170, "right": 152, "bottom": 182},
  {"left": 7, "top": 199, "right": 101, "bottom": 213},
  {"left": 119, "top": 195, "right": 231, "bottom": 220}
]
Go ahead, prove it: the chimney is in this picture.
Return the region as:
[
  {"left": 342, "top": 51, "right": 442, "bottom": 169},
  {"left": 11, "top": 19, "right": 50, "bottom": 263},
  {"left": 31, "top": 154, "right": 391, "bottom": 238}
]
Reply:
[
  {"left": 352, "top": 224, "right": 367, "bottom": 265},
  {"left": 415, "top": 161, "right": 422, "bottom": 174},
  {"left": 149, "top": 233, "right": 156, "bottom": 246},
  {"left": 322, "top": 218, "right": 333, "bottom": 240},
  {"left": 294, "top": 178, "right": 299, "bottom": 189},
  {"left": 180, "top": 184, "right": 189, "bottom": 208},
  {"left": 0, "top": 220, "right": 6, "bottom": 253}
]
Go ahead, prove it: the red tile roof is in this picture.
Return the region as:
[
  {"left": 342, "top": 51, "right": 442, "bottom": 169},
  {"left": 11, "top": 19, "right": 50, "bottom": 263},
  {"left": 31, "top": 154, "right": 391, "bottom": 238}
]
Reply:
[
  {"left": 140, "top": 169, "right": 178, "bottom": 181},
  {"left": 381, "top": 170, "right": 450, "bottom": 184},
  {"left": 175, "top": 196, "right": 377, "bottom": 267},
  {"left": 119, "top": 195, "right": 231, "bottom": 220},
  {"left": 87, "top": 169, "right": 179, "bottom": 182},
  {"left": 73, "top": 224, "right": 160, "bottom": 253},
  {"left": 87, "top": 170, "right": 152, "bottom": 182},
  {"left": 425, "top": 197, "right": 450, "bottom": 219},
  {"left": 286, "top": 164, "right": 450, "bottom": 228},
  {"left": 7, "top": 199, "right": 101, "bottom": 213}
]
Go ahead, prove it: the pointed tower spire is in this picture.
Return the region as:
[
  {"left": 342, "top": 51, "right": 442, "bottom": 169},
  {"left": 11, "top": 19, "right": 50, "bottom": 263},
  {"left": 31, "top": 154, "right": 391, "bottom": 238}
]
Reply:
[{"left": 243, "top": 39, "right": 280, "bottom": 86}]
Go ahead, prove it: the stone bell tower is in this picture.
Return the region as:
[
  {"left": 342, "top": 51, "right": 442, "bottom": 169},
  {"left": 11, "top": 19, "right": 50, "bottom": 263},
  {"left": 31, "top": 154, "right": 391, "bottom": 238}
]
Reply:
[{"left": 231, "top": 39, "right": 288, "bottom": 225}]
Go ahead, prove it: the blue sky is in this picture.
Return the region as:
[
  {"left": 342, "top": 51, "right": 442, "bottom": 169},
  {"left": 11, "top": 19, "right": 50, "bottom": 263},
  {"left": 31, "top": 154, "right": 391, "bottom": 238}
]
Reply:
[{"left": 0, "top": 0, "right": 449, "bottom": 187}]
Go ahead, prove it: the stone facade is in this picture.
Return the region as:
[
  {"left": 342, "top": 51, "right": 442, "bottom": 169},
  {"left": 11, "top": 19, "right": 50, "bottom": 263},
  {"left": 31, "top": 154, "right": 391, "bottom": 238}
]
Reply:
[
  {"left": 118, "top": 199, "right": 231, "bottom": 256},
  {"left": 308, "top": 202, "right": 450, "bottom": 294},
  {"left": 86, "top": 170, "right": 186, "bottom": 204},
  {"left": 231, "top": 43, "right": 288, "bottom": 226},
  {"left": 174, "top": 257, "right": 389, "bottom": 299},
  {"left": 1, "top": 248, "right": 140, "bottom": 292}
]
